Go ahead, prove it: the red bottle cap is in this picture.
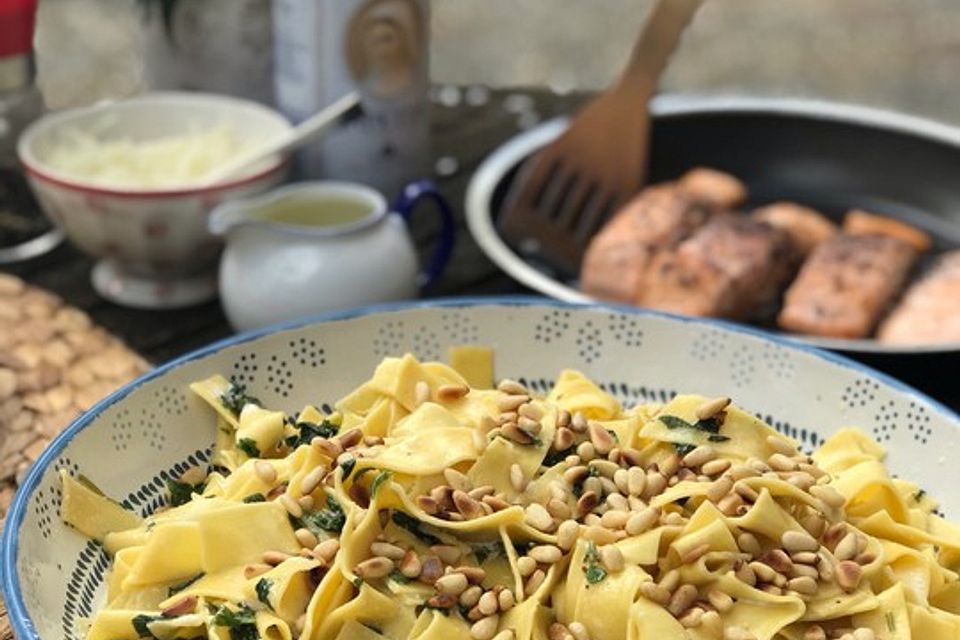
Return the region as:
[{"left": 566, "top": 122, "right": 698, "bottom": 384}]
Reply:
[{"left": 0, "top": 0, "right": 38, "bottom": 58}]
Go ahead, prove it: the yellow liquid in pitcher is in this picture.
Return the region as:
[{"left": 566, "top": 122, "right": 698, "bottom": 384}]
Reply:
[{"left": 255, "top": 196, "right": 374, "bottom": 228}]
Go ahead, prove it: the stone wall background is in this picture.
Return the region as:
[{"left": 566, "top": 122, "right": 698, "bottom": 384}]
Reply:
[{"left": 33, "top": 0, "right": 960, "bottom": 124}]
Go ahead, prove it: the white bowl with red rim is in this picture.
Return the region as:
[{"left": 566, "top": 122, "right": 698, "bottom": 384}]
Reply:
[{"left": 17, "top": 92, "right": 292, "bottom": 309}]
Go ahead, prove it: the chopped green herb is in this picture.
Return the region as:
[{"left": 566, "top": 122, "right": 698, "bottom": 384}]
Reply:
[
  {"left": 353, "top": 467, "right": 376, "bottom": 481},
  {"left": 212, "top": 606, "right": 259, "bottom": 640},
  {"left": 242, "top": 493, "right": 266, "bottom": 503},
  {"left": 352, "top": 576, "right": 364, "bottom": 590},
  {"left": 885, "top": 611, "right": 896, "bottom": 632},
  {"left": 237, "top": 438, "right": 260, "bottom": 458},
  {"left": 707, "top": 434, "right": 730, "bottom": 443},
  {"left": 132, "top": 614, "right": 163, "bottom": 639},
  {"left": 543, "top": 446, "right": 575, "bottom": 467},
  {"left": 607, "top": 429, "right": 619, "bottom": 443},
  {"left": 166, "top": 479, "right": 202, "bottom": 507},
  {"left": 370, "top": 471, "right": 392, "bottom": 498},
  {"left": 285, "top": 420, "right": 339, "bottom": 448},
  {"left": 339, "top": 458, "right": 357, "bottom": 480},
  {"left": 588, "top": 465, "right": 601, "bottom": 478},
  {"left": 167, "top": 573, "right": 203, "bottom": 597},
  {"left": 673, "top": 443, "right": 697, "bottom": 456},
  {"left": 914, "top": 489, "right": 927, "bottom": 502},
  {"left": 391, "top": 511, "right": 441, "bottom": 545},
  {"left": 471, "top": 541, "right": 505, "bottom": 565},
  {"left": 255, "top": 578, "right": 272, "bottom": 608},
  {"left": 582, "top": 542, "right": 607, "bottom": 584},
  {"left": 301, "top": 496, "right": 346, "bottom": 534},
  {"left": 388, "top": 569, "right": 411, "bottom": 584},
  {"left": 221, "top": 384, "right": 260, "bottom": 417},
  {"left": 658, "top": 414, "right": 722, "bottom": 434}
]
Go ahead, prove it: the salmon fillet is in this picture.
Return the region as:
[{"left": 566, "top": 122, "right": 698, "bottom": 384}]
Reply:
[
  {"left": 677, "top": 167, "right": 748, "bottom": 210},
  {"left": 639, "top": 216, "right": 797, "bottom": 320},
  {"left": 580, "top": 185, "right": 711, "bottom": 303},
  {"left": 843, "top": 208, "right": 932, "bottom": 253},
  {"left": 753, "top": 202, "right": 838, "bottom": 257},
  {"left": 878, "top": 251, "right": 960, "bottom": 345},
  {"left": 778, "top": 234, "right": 917, "bottom": 338}
]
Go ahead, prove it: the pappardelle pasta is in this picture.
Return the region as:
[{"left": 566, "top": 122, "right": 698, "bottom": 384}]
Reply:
[{"left": 61, "top": 352, "right": 960, "bottom": 640}]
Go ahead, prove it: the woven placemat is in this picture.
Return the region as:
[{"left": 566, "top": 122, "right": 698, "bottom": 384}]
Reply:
[{"left": 0, "top": 272, "right": 151, "bottom": 640}]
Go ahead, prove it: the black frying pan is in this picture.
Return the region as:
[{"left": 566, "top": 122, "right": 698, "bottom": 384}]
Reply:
[{"left": 467, "top": 96, "right": 960, "bottom": 406}]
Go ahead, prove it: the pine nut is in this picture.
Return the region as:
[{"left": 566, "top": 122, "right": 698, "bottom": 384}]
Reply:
[
  {"left": 659, "top": 569, "right": 680, "bottom": 592},
  {"left": 255, "top": 461, "right": 277, "bottom": 484},
  {"left": 791, "top": 563, "right": 819, "bottom": 579},
  {"left": 497, "top": 379, "right": 528, "bottom": 395},
  {"left": 788, "top": 576, "right": 818, "bottom": 595},
  {"left": 567, "top": 622, "right": 589, "bottom": 640},
  {"left": 454, "top": 490, "right": 485, "bottom": 520},
  {"left": 580, "top": 525, "right": 618, "bottom": 545},
  {"left": 749, "top": 561, "right": 777, "bottom": 583},
  {"left": 510, "top": 463, "right": 527, "bottom": 492},
  {"left": 518, "top": 416, "right": 542, "bottom": 434},
  {"left": 576, "top": 491, "right": 600, "bottom": 516},
  {"left": 701, "top": 611, "right": 723, "bottom": 637},
  {"left": 667, "top": 584, "right": 699, "bottom": 616},
  {"left": 836, "top": 560, "right": 862, "bottom": 591},
  {"left": 737, "top": 532, "right": 761, "bottom": 556},
  {"left": 437, "top": 384, "right": 469, "bottom": 401},
  {"left": 643, "top": 472, "right": 667, "bottom": 500},
  {"left": 460, "top": 585, "right": 483, "bottom": 607},
  {"left": 834, "top": 532, "right": 859, "bottom": 561},
  {"left": 498, "top": 588, "right": 515, "bottom": 612},
  {"left": 658, "top": 454, "right": 681, "bottom": 478},
  {"left": 600, "top": 545, "right": 624, "bottom": 572},
  {"left": 701, "top": 459, "right": 732, "bottom": 476},
  {"left": 735, "top": 562, "right": 757, "bottom": 586},
  {"left": 600, "top": 509, "right": 629, "bottom": 529},
  {"left": 791, "top": 551, "right": 818, "bottom": 565},
  {"left": 295, "top": 528, "right": 318, "bottom": 549},
  {"left": 734, "top": 480, "right": 759, "bottom": 502},
  {"left": 497, "top": 394, "right": 529, "bottom": 412},
  {"left": 517, "top": 556, "right": 537, "bottom": 577},
  {"left": 576, "top": 441, "right": 596, "bottom": 461},
  {"left": 548, "top": 623, "right": 573, "bottom": 640},
  {"left": 717, "top": 493, "right": 744, "bottom": 516},
  {"left": 626, "top": 467, "right": 646, "bottom": 496},
  {"left": 354, "top": 556, "right": 394, "bottom": 579},
  {"left": 337, "top": 428, "right": 363, "bottom": 449},
  {"left": 706, "top": 475, "right": 734, "bottom": 503},
  {"left": 501, "top": 421, "right": 536, "bottom": 445},
  {"left": 571, "top": 412, "right": 588, "bottom": 433},
  {"left": 553, "top": 426, "right": 575, "bottom": 451},
  {"left": 557, "top": 410, "right": 572, "bottom": 429},
  {"left": 590, "top": 459, "right": 619, "bottom": 478},
  {"left": 435, "top": 572, "right": 469, "bottom": 596},
  {"left": 299, "top": 466, "right": 325, "bottom": 495},
  {"left": 399, "top": 550, "right": 422, "bottom": 578},
  {"left": 763, "top": 548, "right": 794, "bottom": 573},
  {"left": 782, "top": 530, "right": 819, "bottom": 554},
  {"left": 588, "top": 422, "right": 616, "bottom": 455},
  {"left": 547, "top": 498, "right": 571, "bottom": 520},
  {"left": 431, "top": 545, "right": 461, "bottom": 565},
  {"left": 613, "top": 469, "right": 629, "bottom": 494},
  {"left": 419, "top": 556, "right": 443, "bottom": 583},
  {"left": 626, "top": 506, "right": 660, "bottom": 536},
  {"left": 524, "top": 569, "right": 546, "bottom": 596},
  {"left": 492, "top": 631, "right": 515, "bottom": 640},
  {"left": 370, "top": 541, "right": 405, "bottom": 560},
  {"left": 768, "top": 453, "right": 798, "bottom": 472},
  {"left": 696, "top": 396, "right": 730, "bottom": 419},
  {"left": 564, "top": 465, "right": 589, "bottom": 485},
  {"left": 524, "top": 503, "right": 555, "bottom": 531},
  {"left": 801, "top": 513, "right": 827, "bottom": 538},
  {"left": 804, "top": 626, "right": 827, "bottom": 640},
  {"left": 852, "top": 629, "right": 875, "bottom": 640},
  {"left": 470, "top": 614, "right": 500, "bottom": 640},
  {"left": 707, "top": 588, "right": 733, "bottom": 611},
  {"left": 638, "top": 581, "right": 671, "bottom": 605},
  {"left": 528, "top": 544, "right": 562, "bottom": 564},
  {"left": 556, "top": 519, "right": 580, "bottom": 552},
  {"left": 278, "top": 493, "right": 303, "bottom": 518},
  {"left": 416, "top": 494, "right": 440, "bottom": 515},
  {"left": 679, "top": 607, "right": 704, "bottom": 628},
  {"left": 444, "top": 468, "right": 472, "bottom": 492},
  {"left": 682, "top": 445, "right": 715, "bottom": 468},
  {"left": 810, "top": 484, "right": 845, "bottom": 509}
]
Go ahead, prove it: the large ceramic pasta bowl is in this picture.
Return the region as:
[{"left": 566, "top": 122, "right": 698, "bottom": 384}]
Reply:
[{"left": 3, "top": 297, "right": 959, "bottom": 640}]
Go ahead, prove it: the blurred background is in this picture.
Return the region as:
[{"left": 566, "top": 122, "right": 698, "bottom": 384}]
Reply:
[{"left": 35, "top": 0, "right": 960, "bottom": 124}]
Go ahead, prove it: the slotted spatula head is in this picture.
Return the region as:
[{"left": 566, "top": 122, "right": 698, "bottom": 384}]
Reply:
[{"left": 498, "top": 0, "right": 704, "bottom": 276}]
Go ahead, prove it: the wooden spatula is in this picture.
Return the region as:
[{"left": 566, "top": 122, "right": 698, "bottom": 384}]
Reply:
[{"left": 498, "top": 0, "right": 704, "bottom": 275}]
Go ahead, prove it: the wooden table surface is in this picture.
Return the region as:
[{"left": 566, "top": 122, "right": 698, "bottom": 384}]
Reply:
[{"left": 2, "top": 87, "right": 959, "bottom": 638}]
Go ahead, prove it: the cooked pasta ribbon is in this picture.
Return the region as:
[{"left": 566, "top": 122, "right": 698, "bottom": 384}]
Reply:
[{"left": 61, "top": 354, "right": 958, "bottom": 640}]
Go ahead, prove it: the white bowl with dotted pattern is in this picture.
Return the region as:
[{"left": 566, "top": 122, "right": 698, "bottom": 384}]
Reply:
[{"left": 3, "top": 297, "right": 959, "bottom": 640}]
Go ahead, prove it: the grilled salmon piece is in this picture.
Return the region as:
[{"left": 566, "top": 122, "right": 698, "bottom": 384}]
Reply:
[
  {"left": 580, "top": 185, "right": 710, "bottom": 303},
  {"left": 639, "top": 216, "right": 797, "bottom": 320},
  {"left": 778, "top": 234, "right": 917, "bottom": 338},
  {"left": 753, "top": 202, "right": 838, "bottom": 257},
  {"left": 843, "top": 208, "right": 932, "bottom": 253},
  {"left": 878, "top": 251, "right": 960, "bottom": 345},
  {"left": 677, "top": 167, "right": 749, "bottom": 210}
]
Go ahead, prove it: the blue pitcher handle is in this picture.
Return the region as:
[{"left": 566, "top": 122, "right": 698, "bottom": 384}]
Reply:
[{"left": 393, "top": 179, "right": 456, "bottom": 289}]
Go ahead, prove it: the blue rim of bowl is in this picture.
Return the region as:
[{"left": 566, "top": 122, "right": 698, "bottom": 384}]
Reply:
[{"left": 3, "top": 295, "right": 958, "bottom": 640}]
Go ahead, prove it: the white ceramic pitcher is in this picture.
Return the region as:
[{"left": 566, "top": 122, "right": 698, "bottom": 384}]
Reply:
[{"left": 209, "top": 180, "right": 454, "bottom": 331}]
